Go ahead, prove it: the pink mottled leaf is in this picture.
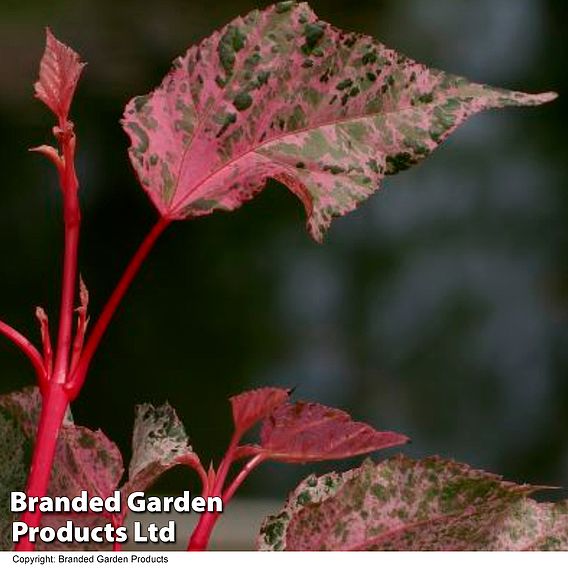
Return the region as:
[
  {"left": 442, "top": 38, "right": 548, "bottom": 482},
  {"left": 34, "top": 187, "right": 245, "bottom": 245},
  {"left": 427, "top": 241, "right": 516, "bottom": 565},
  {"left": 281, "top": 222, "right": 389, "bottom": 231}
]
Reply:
[
  {"left": 0, "top": 389, "right": 35, "bottom": 550},
  {"left": 49, "top": 426, "right": 123, "bottom": 502},
  {"left": 0, "top": 387, "right": 123, "bottom": 502},
  {"left": 34, "top": 28, "right": 85, "bottom": 121},
  {"left": 38, "top": 423, "right": 123, "bottom": 551},
  {"left": 230, "top": 387, "right": 290, "bottom": 434},
  {"left": 0, "top": 387, "right": 122, "bottom": 551},
  {"left": 0, "top": 386, "right": 43, "bottom": 438},
  {"left": 258, "top": 456, "right": 568, "bottom": 551},
  {"left": 122, "top": 1, "right": 556, "bottom": 241},
  {"left": 241, "top": 401, "right": 408, "bottom": 462}
]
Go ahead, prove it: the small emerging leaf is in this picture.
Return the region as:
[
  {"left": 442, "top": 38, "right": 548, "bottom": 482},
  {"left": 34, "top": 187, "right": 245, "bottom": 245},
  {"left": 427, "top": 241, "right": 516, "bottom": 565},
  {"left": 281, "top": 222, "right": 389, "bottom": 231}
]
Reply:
[
  {"left": 35, "top": 307, "right": 53, "bottom": 378},
  {"left": 242, "top": 401, "right": 408, "bottom": 462},
  {"left": 35, "top": 28, "right": 85, "bottom": 121},
  {"left": 123, "top": 1, "right": 555, "bottom": 241},
  {"left": 230, "top": 387, "right": 290, "bottom": 434},
  {"left": 69, "top": 276, "right": 90, "bottom": 373},
  {"left": 259, "top": 456, "right": 568, "bottom": 551},
  {"left": 29, "top": 145, "right": 64, "bottom": 172}
]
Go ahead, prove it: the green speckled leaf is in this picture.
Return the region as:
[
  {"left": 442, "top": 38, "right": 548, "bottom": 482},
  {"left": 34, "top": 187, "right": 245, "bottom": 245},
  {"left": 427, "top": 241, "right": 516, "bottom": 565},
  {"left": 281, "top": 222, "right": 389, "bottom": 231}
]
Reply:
[
  {"left": 123, "top": 1, "right": 555, "bottom": 241},
  {"left": 122, "top": 402, "right": 203, "bottom": 497},
  {"left": 0, "top": 392, "right": 33, "bottom": 551},
  {"left": 258, "top": 456, "right": 568, "bottom": 551},
  {"left": 258, "top": 467, "right": 355, "bottom": 550},
  {"left": 0, "top": 387, "right": 123, "bottom": 551}
]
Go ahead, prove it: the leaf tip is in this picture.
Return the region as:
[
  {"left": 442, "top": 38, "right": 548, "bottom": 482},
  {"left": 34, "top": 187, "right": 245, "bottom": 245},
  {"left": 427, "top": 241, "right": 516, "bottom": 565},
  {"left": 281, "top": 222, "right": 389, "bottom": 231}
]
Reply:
[
  {"left": 537, "top": 91, "right": 559, "bottom": 104},
  {"left": 504, "top": 89, "right": 559, "bottom": 108},
  {"left": 398, "top": 434, "right": 412, "bottom": 445}
]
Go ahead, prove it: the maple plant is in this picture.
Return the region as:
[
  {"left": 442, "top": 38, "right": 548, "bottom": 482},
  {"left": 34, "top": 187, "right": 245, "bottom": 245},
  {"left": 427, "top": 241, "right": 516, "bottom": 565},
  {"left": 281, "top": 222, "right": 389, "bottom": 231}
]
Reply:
[{"left": 0, "top": 1, "right": 564, "bottom": 552}]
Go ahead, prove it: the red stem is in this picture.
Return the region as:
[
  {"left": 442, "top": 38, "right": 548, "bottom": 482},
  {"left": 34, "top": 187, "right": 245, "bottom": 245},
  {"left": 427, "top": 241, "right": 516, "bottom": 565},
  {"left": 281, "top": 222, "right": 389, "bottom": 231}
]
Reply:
[
  {"left": 0, "top": 320, "right": 46, "bottom": 388},
  {"left": 15, "top": 122, "right": 81, "bottom": 551},
  {"left": 187, "top": 452, "right": 265, "bottom": 551},
  {"left": 186, "top": 430, "right": 245, "bottom": 551},
  {"left": 211, "top": 432, "right": 241, "bottom": 496},
  {"left": 13, "top": 100, "right": 168, "bottom": 548},
  {"left": 52, "top": 133, "right": 80, "bottom": 385},
  {"left": 112, "top": 516, "right": 123, "bottom": 552},
  {"left": 67, "top": 216, "right": 170, "bottom": 399},
  {"left": 181, "top": 457, "right": 210, "bottom": 498},
  {"left": 14, "top": 382, "right": 69, "bottom": 551}
]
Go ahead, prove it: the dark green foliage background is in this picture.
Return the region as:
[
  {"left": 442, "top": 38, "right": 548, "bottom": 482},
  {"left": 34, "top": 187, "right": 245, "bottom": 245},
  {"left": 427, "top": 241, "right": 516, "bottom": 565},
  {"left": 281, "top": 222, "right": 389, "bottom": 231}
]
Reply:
[{"left": 0, "top": 0, "right": 566, "bottom": 498}]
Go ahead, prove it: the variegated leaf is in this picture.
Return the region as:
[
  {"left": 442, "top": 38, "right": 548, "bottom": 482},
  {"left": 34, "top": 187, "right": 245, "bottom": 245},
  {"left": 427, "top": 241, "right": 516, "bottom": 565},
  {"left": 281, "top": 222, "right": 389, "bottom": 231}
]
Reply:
[
  {"left": 48, "top": 425, "right": 123, "bottom": 503},
  {"left": 122, "top": 1, "right": 555, "bottom": 241},
  {"left": 0, "top": 393, "right": 33, "bottom": 551},
  {"left": 0, "top": 387, "right": 123, "bottom": 551},
  {"left": 257, "top": 467, "right": 355, "bottom": 550},
  {"left": 258, "top": 456, "right": 568, "bottom": 551},
  {"left": 122, "top": 402, "right": 202, "bottom": 497},
  {"left": 0, "top": 386, "right": 43, "bottom": 438}
]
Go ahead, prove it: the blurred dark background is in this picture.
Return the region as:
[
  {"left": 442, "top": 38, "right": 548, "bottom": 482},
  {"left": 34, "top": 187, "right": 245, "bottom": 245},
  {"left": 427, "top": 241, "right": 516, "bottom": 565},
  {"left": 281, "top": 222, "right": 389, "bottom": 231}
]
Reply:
[{"left": 0, "top": 0, "right": 566, "bottom": 501}]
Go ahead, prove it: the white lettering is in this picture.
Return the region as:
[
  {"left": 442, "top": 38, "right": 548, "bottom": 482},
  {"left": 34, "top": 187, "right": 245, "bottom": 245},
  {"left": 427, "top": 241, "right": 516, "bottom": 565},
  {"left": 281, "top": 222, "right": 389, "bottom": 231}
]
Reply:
[
  {"left": 192, "top": 497, "right": 205, "bottom": 512},
  {"left": 105, "top": 491, "right": 121, "bottom": 513},
  {"left": 208, "top": 496, "right": 223, "bottom": 512},
  {"left": 10, "top": 492, "right": 27, "bottom": 513},
  {"left": 11, "top": 522, "right": 28, "bottom": 541},
  {"left": 127, "top": 491, "right": 146, "bottom": 513}
]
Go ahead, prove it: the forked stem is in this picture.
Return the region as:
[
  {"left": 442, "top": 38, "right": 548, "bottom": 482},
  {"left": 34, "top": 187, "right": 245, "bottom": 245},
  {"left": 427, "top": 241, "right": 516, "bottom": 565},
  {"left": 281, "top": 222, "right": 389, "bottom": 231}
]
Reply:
[
  {"left": 15, "top": 217, "right": 170, "bottom": 550},
  {"left": 187, "top": 454, "right": 265, "bottom": 551},
  {"left": 67, "top": 216, "right": 170, "bottom": 399}
]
